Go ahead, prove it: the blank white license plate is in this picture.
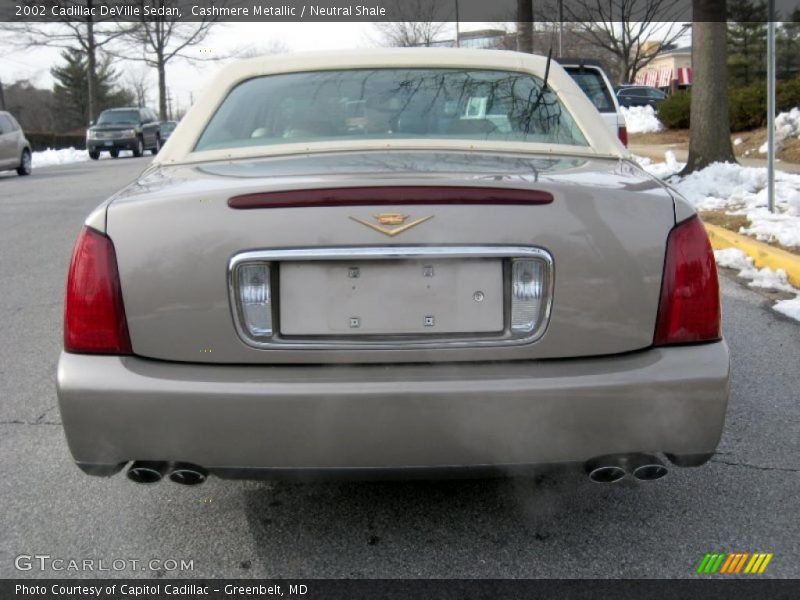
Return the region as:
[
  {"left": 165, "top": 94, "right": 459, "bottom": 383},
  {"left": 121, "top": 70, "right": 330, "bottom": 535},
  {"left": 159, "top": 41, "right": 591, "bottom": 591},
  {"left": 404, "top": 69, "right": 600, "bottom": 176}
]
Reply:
[
  {"left": 279, "top": 259, "right": 504, "bottom": 335},
  {"left": 104, "top": 141, "right": 114, "bottom": 146}
]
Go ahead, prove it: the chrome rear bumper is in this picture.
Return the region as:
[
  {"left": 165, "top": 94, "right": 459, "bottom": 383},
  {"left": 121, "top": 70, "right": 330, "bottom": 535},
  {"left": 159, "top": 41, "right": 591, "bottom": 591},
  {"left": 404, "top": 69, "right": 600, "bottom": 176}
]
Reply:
[{"left": 56, "top": 342, "right": 729, "bottom": 477}]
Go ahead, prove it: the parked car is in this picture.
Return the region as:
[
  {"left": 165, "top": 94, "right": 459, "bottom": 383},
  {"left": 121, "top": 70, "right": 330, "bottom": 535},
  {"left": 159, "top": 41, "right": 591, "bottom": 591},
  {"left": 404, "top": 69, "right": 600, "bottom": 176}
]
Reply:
[
  {"left": 561, "top": 59, "right": 628, "bottom": 146},
  {"left": 58, "top": 49, "right": 728, "bottom": 486},
  {"left": 159, "top": 120, "right": 178, "bottom": 142},
  {"left": 616, "top": 85, "right": 667, "bottom": 108},
  {"left": 86, "top": 107, "right": 161, "bottom": 159},
  {"left": 0, "top": 110, "right": 32, "bottom": 176}
]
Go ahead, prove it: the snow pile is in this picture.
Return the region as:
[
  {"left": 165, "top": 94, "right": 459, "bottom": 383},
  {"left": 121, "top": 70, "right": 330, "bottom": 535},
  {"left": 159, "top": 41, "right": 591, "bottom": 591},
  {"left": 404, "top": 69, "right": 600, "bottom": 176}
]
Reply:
[
  {"left": 773, "top": 296, "right": 800, "bottom": 320},
  {"left": 741, "top": 205, "right": 800, "bottom": 248},
  {"left": 620, "top": 105, "right": 664, "bottom": 134},
  {"left": 759, "top": 107, "right": 800, "bottom": 153},
  {"left": 30, "top": 147, "right": 135, "bottom": 168},
  {"left": 635, "top": 150, "right": 682, "bottom": 179},
  {"left": 638, "top": 154, "right": 800, "bottom": 248},
  {"left": 31, "top": 147, "right": 90, "bottom": 168},
  {"left": 715, "top": 248, "right": 800, "bottom": 321}
]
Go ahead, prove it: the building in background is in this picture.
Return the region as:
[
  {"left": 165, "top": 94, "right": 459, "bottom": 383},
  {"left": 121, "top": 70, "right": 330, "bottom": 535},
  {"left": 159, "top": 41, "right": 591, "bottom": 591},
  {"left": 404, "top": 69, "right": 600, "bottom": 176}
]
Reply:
[
  {"left": 422, "top": 29, "right": 510, "bottom": 49},
  {"left": 634, "top": 46, "right": 693, "bottom": 91}
]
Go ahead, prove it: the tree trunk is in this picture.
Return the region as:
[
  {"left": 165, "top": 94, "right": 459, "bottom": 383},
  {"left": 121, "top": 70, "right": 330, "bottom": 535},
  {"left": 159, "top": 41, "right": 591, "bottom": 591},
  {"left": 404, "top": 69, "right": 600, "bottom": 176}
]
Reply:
[
  {"left": 682, "top": 0, "right": 736, "bottom": 174},
  {"left": 86, "top": 13, "right": 96, "bottom": 123},
  {"left": 516, "top": 0, "right": 533, "bottom": 53}
]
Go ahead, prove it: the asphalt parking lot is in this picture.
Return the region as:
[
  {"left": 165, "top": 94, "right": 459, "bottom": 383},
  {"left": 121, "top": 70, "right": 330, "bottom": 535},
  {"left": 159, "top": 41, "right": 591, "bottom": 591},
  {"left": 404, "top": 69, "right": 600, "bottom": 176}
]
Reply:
[{"left": 0, "top": 158, "right": 798, "bottom": 579}]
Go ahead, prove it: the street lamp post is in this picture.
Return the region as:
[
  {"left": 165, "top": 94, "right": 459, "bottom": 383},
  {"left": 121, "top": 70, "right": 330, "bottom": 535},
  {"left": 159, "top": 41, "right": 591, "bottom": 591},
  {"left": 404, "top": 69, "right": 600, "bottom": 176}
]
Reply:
[{"left": 767, "top": 0, "right": 776, "bottom": 213}]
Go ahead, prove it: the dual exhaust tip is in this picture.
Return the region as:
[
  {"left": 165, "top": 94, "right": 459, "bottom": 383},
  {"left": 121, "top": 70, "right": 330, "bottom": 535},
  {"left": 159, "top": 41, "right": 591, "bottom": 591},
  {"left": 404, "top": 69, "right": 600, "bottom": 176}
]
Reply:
[
  {"left": 127, "top": 461, "right": 207, "bottom": 485},
  {"left": 585, "top": 453, "right": 668, "bottom": 483},
  {"left": 128, "top": 454, "right": 666, "bottom": 486}
]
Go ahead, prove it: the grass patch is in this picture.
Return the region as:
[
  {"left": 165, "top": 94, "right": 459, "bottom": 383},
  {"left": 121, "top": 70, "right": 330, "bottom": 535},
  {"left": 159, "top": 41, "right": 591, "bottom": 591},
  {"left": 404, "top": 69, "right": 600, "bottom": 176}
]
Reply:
[
  {"left": 629, "top": 130, "right": 689, "bottom": 145},
  {"left": 698, "top": 210, "right": 749, "bottom": 231},
  {"left": 631, "top": 128, "right": 800, "bottom": 165}
]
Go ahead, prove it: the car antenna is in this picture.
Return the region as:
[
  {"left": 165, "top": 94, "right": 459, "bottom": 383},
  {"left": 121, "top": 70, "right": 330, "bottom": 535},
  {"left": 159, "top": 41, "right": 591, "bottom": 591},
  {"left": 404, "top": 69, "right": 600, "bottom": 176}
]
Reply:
[
  {"left": 542, "top": 47, "right": 553, "bottom": 90},
  {"left": 527, "top": 47, "right": 554, "bottom": 118}
]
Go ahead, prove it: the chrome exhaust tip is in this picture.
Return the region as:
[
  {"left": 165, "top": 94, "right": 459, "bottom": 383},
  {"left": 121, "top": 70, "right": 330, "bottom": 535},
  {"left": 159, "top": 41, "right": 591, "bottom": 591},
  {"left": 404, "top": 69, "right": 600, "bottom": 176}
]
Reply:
[
  {"left": 168, "top": 463, "right": 208, "bottom": 486},
  {"left": 628, "top": 454, "right": 668, "bottom": 481},
  {"left": 584, "top": 456, "right": 626, "bottom": 483},
  {"left": 127, "top": 461, "right": 168, "bottom": 484}
]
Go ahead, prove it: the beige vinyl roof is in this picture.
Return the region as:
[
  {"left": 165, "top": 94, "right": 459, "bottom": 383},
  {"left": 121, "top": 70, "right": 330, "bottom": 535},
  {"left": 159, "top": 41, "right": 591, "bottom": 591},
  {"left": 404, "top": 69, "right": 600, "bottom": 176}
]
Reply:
[{"left": 153, "top": 48, "right": 628, "bottom": 166}]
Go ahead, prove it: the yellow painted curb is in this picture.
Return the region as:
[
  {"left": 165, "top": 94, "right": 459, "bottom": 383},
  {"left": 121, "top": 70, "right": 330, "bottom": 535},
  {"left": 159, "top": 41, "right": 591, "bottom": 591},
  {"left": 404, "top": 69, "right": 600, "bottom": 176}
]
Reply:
[{"left": 704, "top": 222, "right": 800, "bottom": 288}]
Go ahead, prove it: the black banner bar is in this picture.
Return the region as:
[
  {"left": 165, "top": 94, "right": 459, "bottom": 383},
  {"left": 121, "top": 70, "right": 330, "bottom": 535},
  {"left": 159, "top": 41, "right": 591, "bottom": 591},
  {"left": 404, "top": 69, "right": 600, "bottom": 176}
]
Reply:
[
  {"left": 3, "top": 0, "right": 800, "bottom": 23},
  {"left": 3, "top": 579, "right": 800, "bottom": 600}
]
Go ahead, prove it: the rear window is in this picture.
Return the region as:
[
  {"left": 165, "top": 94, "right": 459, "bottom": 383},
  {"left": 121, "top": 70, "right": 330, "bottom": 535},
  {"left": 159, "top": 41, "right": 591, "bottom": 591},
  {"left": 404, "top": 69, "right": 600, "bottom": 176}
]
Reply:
[
  {"left": 620, "top": 88, "right": 646, "bottom": 98},
  {"left": 565, "top": 68, "right": 616, "bottom": 113},
  {"left": 194, "top": 68, "right": 588, "bottom": 152}
]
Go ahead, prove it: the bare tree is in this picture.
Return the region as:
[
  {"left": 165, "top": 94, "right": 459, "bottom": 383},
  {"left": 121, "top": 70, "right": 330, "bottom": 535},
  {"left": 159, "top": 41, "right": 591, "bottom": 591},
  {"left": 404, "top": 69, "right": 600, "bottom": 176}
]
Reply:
[
  {"left": 232, "top": 39, "right": 290, "bottom": 59},
  {"left": 372, "top": 0, "right": 450, "bottom": 47},
  {"left": 114, "top": 0, "right": 221, "bottom": 120},
  {"left": 125, "top": 66, "right": 151, "bottom": 108},
  {"left": 0, "top": 0, "right": 133, "bottom": 121},
  {"left": 682, "top": 0, "right": 736, "bottom": 174},
  {"left": 2, "top": 79, "right": 56, "bottom": 131},
  {"left": 563, "top": 0, "right": 688, "bottom": 84}
]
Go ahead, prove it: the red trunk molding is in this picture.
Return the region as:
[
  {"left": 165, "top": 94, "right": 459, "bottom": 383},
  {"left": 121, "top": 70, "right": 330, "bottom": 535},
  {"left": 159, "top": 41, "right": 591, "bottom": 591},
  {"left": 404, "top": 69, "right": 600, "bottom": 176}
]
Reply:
[{"left": 228, "top": 186, "right": 554, "bottom": 209}]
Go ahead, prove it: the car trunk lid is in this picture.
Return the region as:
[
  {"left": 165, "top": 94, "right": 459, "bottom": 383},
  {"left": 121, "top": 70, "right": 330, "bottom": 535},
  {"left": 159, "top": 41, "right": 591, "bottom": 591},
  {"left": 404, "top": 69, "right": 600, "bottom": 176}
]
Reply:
[{"left": 106, "top": 150, "right": 676, "bottom": 364}]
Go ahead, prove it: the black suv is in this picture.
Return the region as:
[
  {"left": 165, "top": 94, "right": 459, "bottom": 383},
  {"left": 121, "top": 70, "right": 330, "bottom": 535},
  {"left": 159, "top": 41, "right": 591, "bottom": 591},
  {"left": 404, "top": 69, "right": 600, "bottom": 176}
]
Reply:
[
  {"left": 86, "top": 107, "right": 161, "bottom": 159},
  {"left": 615, "top": 86, "right": 667, "bottom": 108}
]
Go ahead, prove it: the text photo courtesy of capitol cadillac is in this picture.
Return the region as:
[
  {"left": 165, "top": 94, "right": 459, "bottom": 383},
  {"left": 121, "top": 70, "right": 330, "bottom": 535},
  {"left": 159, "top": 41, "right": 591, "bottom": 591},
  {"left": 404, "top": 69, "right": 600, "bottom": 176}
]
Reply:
[{"left": 2, "top": 0, "right": 800, "bottom": 598}]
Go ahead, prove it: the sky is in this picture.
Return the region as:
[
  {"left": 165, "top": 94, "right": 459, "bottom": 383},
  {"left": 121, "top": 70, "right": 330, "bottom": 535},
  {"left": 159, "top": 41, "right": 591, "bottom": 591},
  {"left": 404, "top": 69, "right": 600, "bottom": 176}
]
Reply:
[{"left": 1, "top": 22, "right": 465, "bottom": 115}]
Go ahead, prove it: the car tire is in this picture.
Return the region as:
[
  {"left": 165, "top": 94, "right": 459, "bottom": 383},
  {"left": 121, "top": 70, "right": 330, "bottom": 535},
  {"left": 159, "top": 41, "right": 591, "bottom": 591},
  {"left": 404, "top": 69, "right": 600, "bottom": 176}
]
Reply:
[
  {"left": 110, "top": 149, "right": 120, "bottom": 159},
  {"left": 151, "top": 135, "right": 161, "bottom": 155},
  {"left": 89, "top": 150, "right": 100, "bottom": 160},
  {"left": 16, "top": 149, "right": 32, "bottom": 176},
  {"left": 133, "top": 137, "right": 144, "bottom": 157}
]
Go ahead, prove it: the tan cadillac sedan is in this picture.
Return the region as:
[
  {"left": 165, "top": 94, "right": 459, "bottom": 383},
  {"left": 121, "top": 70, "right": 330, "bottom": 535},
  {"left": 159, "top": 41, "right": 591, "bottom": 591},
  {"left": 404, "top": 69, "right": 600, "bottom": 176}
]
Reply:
[{"left": 57, "top": 49, "right": 729, "bottom": 486}]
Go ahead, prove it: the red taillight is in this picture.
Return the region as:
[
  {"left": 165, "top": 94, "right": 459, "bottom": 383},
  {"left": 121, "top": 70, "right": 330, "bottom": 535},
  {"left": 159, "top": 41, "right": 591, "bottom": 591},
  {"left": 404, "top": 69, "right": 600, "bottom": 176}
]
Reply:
[
  {"left": 64, "top": 226, "right": 132, "bottom": 354},
  {"left": 654, "top": 216, "right": 721, "bottom": 346},
  {"left": 618, "top": 125, "right": 629, "bottom": 147}
]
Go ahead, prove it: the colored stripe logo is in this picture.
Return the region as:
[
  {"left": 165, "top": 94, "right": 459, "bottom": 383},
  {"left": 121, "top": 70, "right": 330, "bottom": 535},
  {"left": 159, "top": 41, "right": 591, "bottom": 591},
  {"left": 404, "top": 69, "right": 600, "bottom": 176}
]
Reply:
[{"left": 697, "top": 552, "right": 773, "bottom": 574}]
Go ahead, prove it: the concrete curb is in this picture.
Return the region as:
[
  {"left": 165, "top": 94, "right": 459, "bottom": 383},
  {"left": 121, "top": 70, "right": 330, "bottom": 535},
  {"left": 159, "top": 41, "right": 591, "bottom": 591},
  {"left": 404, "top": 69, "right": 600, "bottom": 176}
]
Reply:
[{"left": 704, "top": 222, "right": 800, "bottom": 288}]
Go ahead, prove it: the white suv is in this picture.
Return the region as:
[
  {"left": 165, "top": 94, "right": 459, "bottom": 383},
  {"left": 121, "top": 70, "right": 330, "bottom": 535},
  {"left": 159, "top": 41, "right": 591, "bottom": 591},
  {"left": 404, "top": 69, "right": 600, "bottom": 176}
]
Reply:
[{"left": 561, "top": 60, "right": 628, "bottom": 147}]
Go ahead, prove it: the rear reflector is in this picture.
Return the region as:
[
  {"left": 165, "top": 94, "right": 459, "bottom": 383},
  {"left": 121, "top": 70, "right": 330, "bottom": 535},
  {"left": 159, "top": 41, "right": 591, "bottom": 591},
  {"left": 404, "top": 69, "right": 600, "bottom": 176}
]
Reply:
[
  {"left": 618, "top": 125, "right": 629, "bottom": 147},
  {"left": 64, "top": 226, "right": 132, "bottom": 354},
  {"left": 654, "top": 216, "right": 721, "bottom": 346},
  {"left": 228, "top": 186, "right": 554, "bottom": 209},
  {"left": 510, "top": 259, "right": 546, "bottom": 334},
  {"left": 236, "top": 262, "right": 273, "bottom": 339}
]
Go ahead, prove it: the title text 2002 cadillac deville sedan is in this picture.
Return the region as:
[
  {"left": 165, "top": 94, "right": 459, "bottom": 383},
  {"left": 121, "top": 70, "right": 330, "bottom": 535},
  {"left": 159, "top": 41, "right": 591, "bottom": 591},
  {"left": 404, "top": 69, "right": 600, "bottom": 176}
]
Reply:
[{"left": 57, "top": 49, "right": 729, "bottom": 486}]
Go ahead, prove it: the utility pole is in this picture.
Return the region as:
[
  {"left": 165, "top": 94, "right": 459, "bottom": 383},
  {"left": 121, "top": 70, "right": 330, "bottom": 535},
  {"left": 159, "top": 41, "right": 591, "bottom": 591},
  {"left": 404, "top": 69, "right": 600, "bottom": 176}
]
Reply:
[
  {"left": 0, "top": 79, "right": 5, "bottom": 111},
  {"left": 767, "top": 0, "right": 776, "bottom": 213}
]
